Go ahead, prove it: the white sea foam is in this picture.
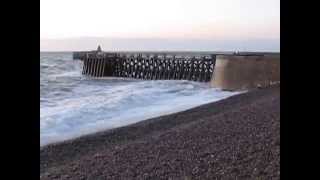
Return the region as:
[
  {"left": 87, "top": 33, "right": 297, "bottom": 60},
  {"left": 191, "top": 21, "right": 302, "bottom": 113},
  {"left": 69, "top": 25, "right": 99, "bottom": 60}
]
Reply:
[
  {"left": 40, "top": 53, "right": 242, "bottom": 146},
  {"left": 40, "top": 80, "right": 241, "bottom": 146}
]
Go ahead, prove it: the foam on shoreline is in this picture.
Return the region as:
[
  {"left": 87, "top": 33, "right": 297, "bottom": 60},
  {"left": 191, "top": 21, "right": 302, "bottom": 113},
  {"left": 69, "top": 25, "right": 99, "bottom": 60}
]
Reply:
[
  {"left": 40, "top": 85, "right": 280, "bottom": 179},
  {"left": 41, "top": 80, "right": 241, "bottom": 146}
]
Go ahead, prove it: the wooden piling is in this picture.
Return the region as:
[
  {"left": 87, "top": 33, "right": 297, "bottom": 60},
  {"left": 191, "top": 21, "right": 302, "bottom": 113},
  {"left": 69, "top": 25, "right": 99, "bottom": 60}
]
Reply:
[{"left": 79, "top": 52, "right": 217, "bottom": 82}]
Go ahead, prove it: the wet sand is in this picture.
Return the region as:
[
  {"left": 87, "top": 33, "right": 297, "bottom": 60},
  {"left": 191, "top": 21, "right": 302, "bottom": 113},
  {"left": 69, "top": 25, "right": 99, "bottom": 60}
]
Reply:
[{"left": 40, "top": 85, "right": 280, "bottom": 179}]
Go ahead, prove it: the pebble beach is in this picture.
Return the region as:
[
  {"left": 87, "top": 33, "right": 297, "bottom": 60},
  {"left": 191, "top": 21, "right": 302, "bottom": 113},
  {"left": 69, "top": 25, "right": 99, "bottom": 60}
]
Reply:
[{"left": 40, "top": 85, "right": 280, "bottom": 179}]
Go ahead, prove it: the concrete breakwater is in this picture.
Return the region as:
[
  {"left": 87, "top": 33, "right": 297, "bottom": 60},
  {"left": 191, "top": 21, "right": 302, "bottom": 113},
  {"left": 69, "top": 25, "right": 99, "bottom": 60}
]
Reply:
[
  {"left": 211, "top": 54, "right": 280, "bottom": 90},
  {"left": 73, "top": 49, "right": 280, "bottom": 90}
]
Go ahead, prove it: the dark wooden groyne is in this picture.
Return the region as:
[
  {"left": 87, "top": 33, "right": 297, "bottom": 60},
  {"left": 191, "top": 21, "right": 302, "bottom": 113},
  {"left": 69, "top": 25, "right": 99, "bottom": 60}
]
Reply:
[
  {"left": 73, "top": 51, "right": 216, "bottom": 82},
  {"left": 73, "top": 46, "right": 280, "bottom": 90}
]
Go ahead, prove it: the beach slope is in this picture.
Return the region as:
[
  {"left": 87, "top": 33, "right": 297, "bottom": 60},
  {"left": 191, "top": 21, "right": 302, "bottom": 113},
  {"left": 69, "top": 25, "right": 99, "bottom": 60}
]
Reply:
[{"left": 40, "top": 85, "right": 280, "bottom": 179}]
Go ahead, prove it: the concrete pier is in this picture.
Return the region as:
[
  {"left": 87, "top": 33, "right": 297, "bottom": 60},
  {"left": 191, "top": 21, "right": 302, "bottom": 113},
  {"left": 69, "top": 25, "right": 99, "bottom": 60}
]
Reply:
[
  {"left": 73, "top": 48, "right": 280, "bottom": 90},
  {"left": 211, "top": 54, "right": 280, "bottom": 90}
]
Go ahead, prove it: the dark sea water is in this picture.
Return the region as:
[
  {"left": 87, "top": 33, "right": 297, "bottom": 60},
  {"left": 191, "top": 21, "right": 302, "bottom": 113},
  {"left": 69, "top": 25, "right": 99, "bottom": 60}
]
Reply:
[{"left": 40, "top": 52, "right": 240, "bottom": 146}]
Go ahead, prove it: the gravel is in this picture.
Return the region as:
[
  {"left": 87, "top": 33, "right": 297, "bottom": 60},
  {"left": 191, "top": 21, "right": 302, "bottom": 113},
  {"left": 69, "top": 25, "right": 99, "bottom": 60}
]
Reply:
[{"left": 40, "top": 85, "right": 280, "bottom": 180}]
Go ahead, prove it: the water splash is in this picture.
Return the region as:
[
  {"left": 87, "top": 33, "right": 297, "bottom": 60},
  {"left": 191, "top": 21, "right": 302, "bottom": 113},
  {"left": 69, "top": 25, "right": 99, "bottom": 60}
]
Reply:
[{"left": 40, "top": 53, "right": 241, "bottom": 146}]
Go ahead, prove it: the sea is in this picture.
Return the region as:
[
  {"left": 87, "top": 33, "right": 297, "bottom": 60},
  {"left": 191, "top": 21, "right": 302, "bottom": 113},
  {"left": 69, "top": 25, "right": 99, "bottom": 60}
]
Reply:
[{"left": 40, "top": 52, "right": 241, "bottom": 146}]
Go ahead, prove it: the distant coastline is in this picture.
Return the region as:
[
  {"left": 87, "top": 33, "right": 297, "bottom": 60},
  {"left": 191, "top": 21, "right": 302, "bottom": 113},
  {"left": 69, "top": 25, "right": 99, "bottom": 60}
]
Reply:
[{"left": 40, "top": 50, "right": 280, "bottom": 54}]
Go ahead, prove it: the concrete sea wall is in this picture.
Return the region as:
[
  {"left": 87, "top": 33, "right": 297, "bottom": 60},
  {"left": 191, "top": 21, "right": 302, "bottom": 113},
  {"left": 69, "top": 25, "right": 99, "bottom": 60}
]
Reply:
[
  {"left": 74, "top": 50, "right": 280, "bottom": 91},
  {"left": 210, "top": 54, "right": 280, "bottom": 91}
]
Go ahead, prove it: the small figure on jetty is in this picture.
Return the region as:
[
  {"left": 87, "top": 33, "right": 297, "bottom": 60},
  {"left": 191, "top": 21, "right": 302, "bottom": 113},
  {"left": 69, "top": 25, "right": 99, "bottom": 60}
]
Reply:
[{"left": 97, "top": 45, "right": 102, "bottom": 52}]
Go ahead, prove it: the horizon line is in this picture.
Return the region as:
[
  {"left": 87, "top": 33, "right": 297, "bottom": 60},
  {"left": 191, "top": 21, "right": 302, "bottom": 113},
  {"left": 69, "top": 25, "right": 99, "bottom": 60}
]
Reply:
[{"left": 40, "top": 50, "right": 280, "bottom": 53}]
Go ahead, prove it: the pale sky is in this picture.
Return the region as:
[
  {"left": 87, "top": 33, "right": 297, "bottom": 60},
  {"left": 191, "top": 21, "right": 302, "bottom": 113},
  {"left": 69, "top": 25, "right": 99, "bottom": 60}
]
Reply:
[{"left": 40, "top": 0, "right": 280, "bottom": 51}]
